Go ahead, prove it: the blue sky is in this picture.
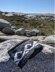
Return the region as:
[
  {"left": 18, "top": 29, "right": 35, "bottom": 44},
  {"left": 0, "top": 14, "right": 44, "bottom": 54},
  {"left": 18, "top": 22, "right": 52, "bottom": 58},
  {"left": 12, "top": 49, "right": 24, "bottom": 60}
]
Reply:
[{"left": 0, "top": 0, "right": 54, "bottom": 13}]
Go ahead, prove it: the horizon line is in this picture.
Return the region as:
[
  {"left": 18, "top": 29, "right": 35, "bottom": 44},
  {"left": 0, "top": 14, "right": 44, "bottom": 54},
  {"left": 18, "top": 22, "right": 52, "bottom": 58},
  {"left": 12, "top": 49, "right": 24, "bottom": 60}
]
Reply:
[{"left": 0, "top": 11, "right": 54, "bottom": 14}]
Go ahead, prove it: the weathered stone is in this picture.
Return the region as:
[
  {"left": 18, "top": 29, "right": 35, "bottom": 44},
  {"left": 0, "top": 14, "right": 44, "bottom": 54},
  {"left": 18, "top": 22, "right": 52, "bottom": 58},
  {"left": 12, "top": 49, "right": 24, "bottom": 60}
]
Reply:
[
  {"left": 25, "top": 30, "right": 31, "bottom": 37},
  {"left": 15, "top": 28, "right": 26, "bottom": 35},
  {"left": 0, "top": 19, "right": 11, "bottom": 30},
  {"left": 8, "top": 39, "right": 43, "bottom": 68},
  {"left": 11, "top": 26, "right": 17, "bottom": 30},
  {"left": 0, "top": 39, "right": 54, "bottom": 71},
  {"left": 30, "top": 29, "right": 40, "bottom": 36},
  {"left": 41, "top": 44, "right": 54, "bottom": 53},
  {"left": 2, "top": 27, "right": 15, "bottom": 35},
  {"left": 25, "top": 29, "right": 40, "bottom": 36},
  {"left": 42, "top": 35, "right": 55, "bottom": 46}
]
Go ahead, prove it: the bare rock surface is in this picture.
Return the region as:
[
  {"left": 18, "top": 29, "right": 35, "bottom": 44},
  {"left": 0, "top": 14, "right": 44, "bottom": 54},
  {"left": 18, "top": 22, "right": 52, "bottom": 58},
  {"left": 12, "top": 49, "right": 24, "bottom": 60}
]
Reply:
[
  {"left": 0, "top": 39, "right": 54, "bottom": 72},
  {"left": 0, "top": 53, "right": 54, "bottom": 72},
  {"left": 42, "top": 35, "right": 55, "bottom": 46},
  {"left": 42, "top": 35, "right": 55, "bottom": 43},
  {"left": 8, "top": 40, "right": 43, "bottom": 68},
  {"left": 0, "top": 39, "right": 22, "bottom": 62},
  {"left": 0, "top": 35, "right": 55, "bottom": 46},
  {"left": 15, "top": 28, "right": 26, "bottom": 35},
  {"left": 0, "top": 35, "right": 45, "bottom": 41},
  {"left": 2, "top": 27, "right": 15, "bottom": 35}
]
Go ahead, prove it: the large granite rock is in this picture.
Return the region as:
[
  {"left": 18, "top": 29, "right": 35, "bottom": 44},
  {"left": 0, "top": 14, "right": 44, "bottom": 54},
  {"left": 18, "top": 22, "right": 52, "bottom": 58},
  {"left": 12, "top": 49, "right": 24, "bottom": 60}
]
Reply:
[
  {"left": 0, "top": 39, "right": 54, "bottom": 72},
  {"left": 0, "top": 19, "right": 11, "bottom": 31},
  {"left": 8, "top": 39, "right": 54, "bottom": 68},
  {"left": 2, "top": 27, "right": 15, "bottom": 35},
  {"left": 15, "top": 28, "right": 26, "bottom": 35},
  {"left": 0, "top": 39, "right": 22, "bottom": 62},
  {"left": 8, "top": 39, "right": 43, "bottom": 68}
]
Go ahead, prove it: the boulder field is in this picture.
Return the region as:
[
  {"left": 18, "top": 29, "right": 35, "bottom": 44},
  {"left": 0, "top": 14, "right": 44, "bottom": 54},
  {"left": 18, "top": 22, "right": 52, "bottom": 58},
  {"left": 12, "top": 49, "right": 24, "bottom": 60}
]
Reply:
[{"left": 0, "top": 19, "right": 42, "bottom": 36}]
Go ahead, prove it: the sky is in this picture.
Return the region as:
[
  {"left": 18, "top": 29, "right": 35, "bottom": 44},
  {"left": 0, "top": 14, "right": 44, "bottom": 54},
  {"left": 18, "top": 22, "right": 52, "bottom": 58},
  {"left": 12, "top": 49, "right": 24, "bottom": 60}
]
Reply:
[{"left": 0, "top": 0, "right": 54, "bottom": 13}]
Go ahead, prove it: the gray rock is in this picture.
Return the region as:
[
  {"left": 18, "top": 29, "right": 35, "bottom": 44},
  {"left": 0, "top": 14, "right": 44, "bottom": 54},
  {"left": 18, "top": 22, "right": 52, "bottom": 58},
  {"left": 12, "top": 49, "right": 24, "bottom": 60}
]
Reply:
[
  {"left": 0, "top": 39, "right": 54, "bottom": 72},
  {"left": 0, "top": 19, "right": 11, "bottom": 31},
  {"left": 25, "top": 29, "right": 40, "bottom": 36},
  {"left": 15, "top": 28, "right": 26, "bottom": 35},
  {"left": 25, "top": 30, "right": 31, "bottom": 37},
  {"left": 2, "top": 27, "right": 15, "bottom": 35},
  {"left": 0, "top": 39, "right": 22, "bottom": 62},
  {"left": 8, "top": 39, "right": 43, "bottom": 68},
  {"left": 8, "top": 39, "right": 54, "bottom": 69},
  {"left": 11, "top": 26, "right": 17, "bottom": 30},
  {"left": 42, "top": 35, "right": 55, "bottom": 46},
  {"left": 30, "top": 29, "right": 40, "bottom": 36}
]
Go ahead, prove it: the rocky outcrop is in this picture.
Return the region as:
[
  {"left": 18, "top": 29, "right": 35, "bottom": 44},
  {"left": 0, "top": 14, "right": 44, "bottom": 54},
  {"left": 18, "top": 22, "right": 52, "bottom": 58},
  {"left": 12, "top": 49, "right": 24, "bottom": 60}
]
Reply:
[
  {"left": 25, "top": 29, "right": 40, "bottom": 37},
  {"left": 0, "top": 35, "right": 55, "bottom": 46},
  {"left": 11, "top": 26, "right": 17, "bottom": 30},
  {"left": 0, "top": 35, "right": 45, "bottom": 42},
  {"left": 0, "top": 19, "right": 11, "bottom": 31},
  {"left": 0, "top": 19, "right": 41, "bottom": 36},
  {"left": 0, "top": 39, "right": 54, "bottom": 72},
  {"left": 15, "top": 28, "right": 26, "bottom": 35},
  {"left": 0, "top": 39, "right": 54, "bottom": 63},
  {"left": 8, "top": 39, "right": 54, "bottom": 68},
  {"left": 8, "top": 39, "right": 43, "bottom": 68},
  {"left": 2, "top": 27, "right": 15, "bottom": 35},
  {"left": 25, "top": 30, "right": 31, "bottom": 37},
  {"left": 29, "top": 29, "right": 40, "bottom": 36}
]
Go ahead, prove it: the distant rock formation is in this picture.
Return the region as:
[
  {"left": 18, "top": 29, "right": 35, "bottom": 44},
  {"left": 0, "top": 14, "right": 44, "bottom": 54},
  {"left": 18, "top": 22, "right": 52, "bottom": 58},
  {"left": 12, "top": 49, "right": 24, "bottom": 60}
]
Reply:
[
  {"left": 0, "top": 19, "right": 41, "bottom": 36},
  {"left": 15, "top": 28, "right": 40, "bottom": 36}
]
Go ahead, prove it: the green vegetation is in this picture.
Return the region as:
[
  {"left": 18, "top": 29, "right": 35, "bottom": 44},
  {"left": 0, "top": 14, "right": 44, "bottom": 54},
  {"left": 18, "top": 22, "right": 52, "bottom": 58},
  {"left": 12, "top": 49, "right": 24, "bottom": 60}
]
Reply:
[{"left": 0, "top": 12, "right": 54, "bottom": 35}]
